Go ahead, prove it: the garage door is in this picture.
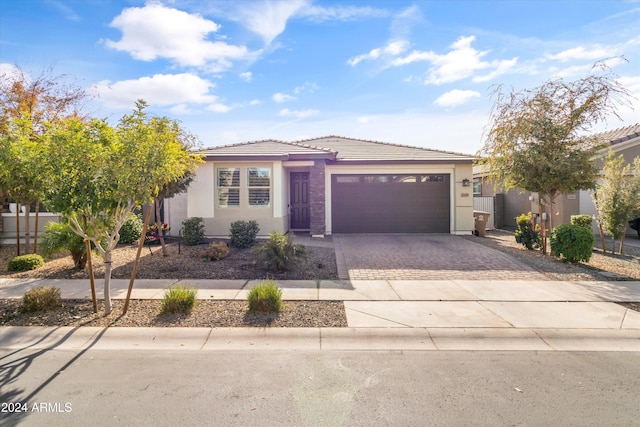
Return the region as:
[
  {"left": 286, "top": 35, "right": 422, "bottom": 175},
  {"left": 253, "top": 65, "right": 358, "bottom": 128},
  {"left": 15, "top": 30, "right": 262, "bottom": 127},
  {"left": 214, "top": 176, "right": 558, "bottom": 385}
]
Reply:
[{"left": 331, "top": 174, "right": 450, "bottom": 233}]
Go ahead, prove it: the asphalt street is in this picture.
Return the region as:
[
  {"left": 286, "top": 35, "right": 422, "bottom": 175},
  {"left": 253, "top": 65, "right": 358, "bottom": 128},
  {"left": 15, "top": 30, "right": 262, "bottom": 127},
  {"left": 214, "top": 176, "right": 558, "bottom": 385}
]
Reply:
[{"left": 1, "top": 349, "right": 639, "bottom": 427}]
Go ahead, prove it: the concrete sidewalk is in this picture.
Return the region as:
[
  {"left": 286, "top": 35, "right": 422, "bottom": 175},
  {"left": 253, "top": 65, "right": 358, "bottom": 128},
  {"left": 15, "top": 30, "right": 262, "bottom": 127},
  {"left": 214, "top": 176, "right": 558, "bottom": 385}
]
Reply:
[{"left": 1, "top": 278, "right": 639, "bottom": 351}]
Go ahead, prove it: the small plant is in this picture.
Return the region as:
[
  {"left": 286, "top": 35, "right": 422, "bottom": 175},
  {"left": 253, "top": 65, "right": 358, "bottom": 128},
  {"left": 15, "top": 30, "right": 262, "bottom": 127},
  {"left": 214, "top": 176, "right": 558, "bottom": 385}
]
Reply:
[
  {"left": 160, "top": 285, "right": 197, "bottom": 314},
  {"left": 570, "top": 214, "right": 593, "bottom": 229},
  {"left": 254, "top": 232, "right": 306, "bottom": 271},
  {"left": 229, "top": 220, "right": 260, "bottom": 248},
  {"left": 182, "top": 217, "right": 205, "bottom": 246},
  {"left": 247, "top": 280, "right": 283, "bottom": 313},
  {"left": 8, "top": 254, "right": 45, "bottom": 272},
  {"left": 514, "top": 212, "right": 541, "bottom": 250},
  {"left": 201, "top": 241, "right": 229, "bottom": 261},
  {"left": 120, "top": 213, "right": 143, "bottom": 244},
  {"left": 40, "top": 221, "right": 88, "bottom": 269},
  {"left": 22, "top": 286, "right": 61, "bottom": 312},
  {"left": 550, "top": 224, "right": 595, "bottom": 263}
]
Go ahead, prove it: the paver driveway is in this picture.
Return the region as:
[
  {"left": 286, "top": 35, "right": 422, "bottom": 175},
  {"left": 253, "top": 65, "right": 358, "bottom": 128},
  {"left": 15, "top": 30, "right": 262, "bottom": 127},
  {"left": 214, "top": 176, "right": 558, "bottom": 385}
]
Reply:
[{"left": 333, "top": 234, "right": 547, "bottom": 280}]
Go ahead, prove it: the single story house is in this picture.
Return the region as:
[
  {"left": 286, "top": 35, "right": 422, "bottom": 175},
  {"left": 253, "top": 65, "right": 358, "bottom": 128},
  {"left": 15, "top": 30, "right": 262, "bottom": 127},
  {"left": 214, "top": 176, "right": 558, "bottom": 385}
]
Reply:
[
  {"left": 473, "top": 123, "right": 640, "bottom": 235},
  {"left": 165, "top": 136, "right": 475, "bottom": 237}
]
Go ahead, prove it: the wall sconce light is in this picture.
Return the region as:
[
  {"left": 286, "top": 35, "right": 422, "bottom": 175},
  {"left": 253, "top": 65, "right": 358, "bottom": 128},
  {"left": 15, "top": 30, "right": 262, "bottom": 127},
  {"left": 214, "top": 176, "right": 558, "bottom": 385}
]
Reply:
[{"left": 462, "top": 178, "right": 470, "bottom": 187}]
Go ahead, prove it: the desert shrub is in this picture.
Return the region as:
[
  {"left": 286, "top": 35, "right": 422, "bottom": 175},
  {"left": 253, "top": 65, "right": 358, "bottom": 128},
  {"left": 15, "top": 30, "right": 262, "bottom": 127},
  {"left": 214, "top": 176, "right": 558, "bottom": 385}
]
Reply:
[
  {"left": 22, "top": 286, "right": 61, "bottom": 312},
  {"left": 201, "top": 241, "right": 229, "bottom": 261},
  {"left": 254, "top": 232, "right": 306, "bottom": 271},
  {"left": 570, "top": 214, "right": 593, "bottom": 229},
  {"left": 550, "top": 224, "right": 595, "bottom": 263},
  {"left": 247, "top": 280, "right": 283, "bottom": 313},
  {"left": 514, "top": 212, "right": 541, "bottom": 250},
  {"left": 120, "top": 213, "right": 143, "bottom": 244},
  {"left": 229, "top": 220, "right": 260, "bottom": 248},
  {"left": 8, "top": 254, "right": 44, "bottom": 272},
  {"left": 182, "top": 217, "right": 205, "bottom": 246},
  {"left": 160, "top": 285, "right": 197, "bottom": 314},
  {"left": 40, "top": 221, "right": 87, "bottom": 269}
]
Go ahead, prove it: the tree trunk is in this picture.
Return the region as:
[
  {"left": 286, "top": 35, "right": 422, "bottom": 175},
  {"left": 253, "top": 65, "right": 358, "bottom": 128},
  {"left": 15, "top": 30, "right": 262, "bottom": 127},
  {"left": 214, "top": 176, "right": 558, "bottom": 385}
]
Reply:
[
  {"left": 15, "top": 204, "right": 20, "bottom": 255},
  {"left": 539, "top": 201, "right": 546, "bottom": 255},
  {"left": 592, "top": 191, "right": 606, "bottom": 254},
  {"left": 23, "top": 204, "right": 31, "bottom": 254},
  {"left": 33, "top": 200, "right": 40, "bottom": 253},
  {"left": 619, "top": 229, "right": 626, "bottom": 255},
  {"left": 155, "top": 196, "right": 168, "bottom": 256},
  {"left": 103, "top": 250, "right": 113, "bottom": 314}
]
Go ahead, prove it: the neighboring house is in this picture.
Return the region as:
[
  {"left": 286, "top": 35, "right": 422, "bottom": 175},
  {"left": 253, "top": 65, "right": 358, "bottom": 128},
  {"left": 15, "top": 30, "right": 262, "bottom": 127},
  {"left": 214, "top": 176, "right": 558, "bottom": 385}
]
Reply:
[
  {"left": 165, "top": 136, "right": 475, "bottom": 237},
  {"left": 473, "top": 123, "right": 640, "bottom": 235}
]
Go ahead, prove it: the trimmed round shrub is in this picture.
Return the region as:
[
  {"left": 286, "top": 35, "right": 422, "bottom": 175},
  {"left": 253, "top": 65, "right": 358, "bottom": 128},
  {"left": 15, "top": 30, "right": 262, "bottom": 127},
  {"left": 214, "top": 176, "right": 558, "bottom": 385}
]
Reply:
[
  {"left": 22, "top": 286, "right": 62, "bottom": 312},
  {"left": 201, "top": 241, "right": 229, "bottom": 261},
  {"left": 160, "top": 286, "right": 197, "bottom": 314},
  {"left": 120, "top": 213, "right": 143, "bottom": 244},
  {"left": 247, "top": 280, "right": 283, "bottom": 313},
  {"left": 182, "top": 217, "right": 206, "bottom": 246},
  {"left": 8, "top": 254, "right": 44, "bottom": 272},
  {"left": 570, "top": 214, "right": 593, "bottom": 229},
  {"left": 229, "top": 220, "right": 260, "bottom": 248},
  {"left": 550, "top": 224, "right": 595, "bottom": 264}
]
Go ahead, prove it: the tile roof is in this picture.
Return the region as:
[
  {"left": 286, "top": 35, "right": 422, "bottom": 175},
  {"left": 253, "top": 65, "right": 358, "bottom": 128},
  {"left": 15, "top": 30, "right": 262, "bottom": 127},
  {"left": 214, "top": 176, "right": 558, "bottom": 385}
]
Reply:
[
  {"left": 594, "top": 123, "right": 640, "bottom": 145},
  {"left": 202, "top": 136, "right": 474, "bottom": 162}
]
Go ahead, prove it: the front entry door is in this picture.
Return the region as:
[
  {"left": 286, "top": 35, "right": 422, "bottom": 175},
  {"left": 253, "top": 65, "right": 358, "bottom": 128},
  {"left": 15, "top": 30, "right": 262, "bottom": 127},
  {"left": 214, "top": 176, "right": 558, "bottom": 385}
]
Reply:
[{"left": 290, "top": 172, "right": 310, "bottom": 229}]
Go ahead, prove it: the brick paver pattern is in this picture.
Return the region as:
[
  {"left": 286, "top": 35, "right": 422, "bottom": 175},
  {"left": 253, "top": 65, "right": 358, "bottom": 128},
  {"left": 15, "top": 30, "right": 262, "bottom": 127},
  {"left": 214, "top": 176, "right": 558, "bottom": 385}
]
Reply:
[{"left": 333, "top": 234, "right": 548, "bottom": 281}]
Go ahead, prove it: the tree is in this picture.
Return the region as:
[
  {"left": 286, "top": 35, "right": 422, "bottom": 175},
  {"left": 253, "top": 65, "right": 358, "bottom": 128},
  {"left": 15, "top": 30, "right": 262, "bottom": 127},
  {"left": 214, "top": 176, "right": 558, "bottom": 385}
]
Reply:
[
  {"left": 478, "top": 64, "right": 632, "bottom": 253},
  {"left": 594, "top": 151, "right": 640, "bottom": 254},
  {"left": 0, "top": 65, "right": 88, "bottom": 254},
  {"left": 41, "top": 102, "right": 202, "bottom": 314}
]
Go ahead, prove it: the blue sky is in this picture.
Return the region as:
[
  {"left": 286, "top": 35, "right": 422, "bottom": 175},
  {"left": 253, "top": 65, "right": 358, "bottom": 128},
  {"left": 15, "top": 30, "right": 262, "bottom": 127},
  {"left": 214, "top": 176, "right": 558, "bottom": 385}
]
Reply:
[{"left": 1, "top": 0, "right": 639, "bottom": 154}]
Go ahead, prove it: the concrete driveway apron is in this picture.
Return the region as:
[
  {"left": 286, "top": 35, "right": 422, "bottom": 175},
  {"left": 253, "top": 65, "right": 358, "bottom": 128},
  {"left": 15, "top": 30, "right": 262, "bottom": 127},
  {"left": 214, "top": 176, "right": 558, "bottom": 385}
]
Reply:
[{"left": 332, "top": 234, "right": 547, "bottom": 280}]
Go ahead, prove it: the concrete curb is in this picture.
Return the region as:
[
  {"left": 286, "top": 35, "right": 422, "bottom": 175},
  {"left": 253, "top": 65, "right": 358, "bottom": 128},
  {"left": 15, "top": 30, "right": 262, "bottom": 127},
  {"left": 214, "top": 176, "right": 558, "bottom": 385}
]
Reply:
[{"left": 1, "top": 326, "right": 638, "bottom": 352}]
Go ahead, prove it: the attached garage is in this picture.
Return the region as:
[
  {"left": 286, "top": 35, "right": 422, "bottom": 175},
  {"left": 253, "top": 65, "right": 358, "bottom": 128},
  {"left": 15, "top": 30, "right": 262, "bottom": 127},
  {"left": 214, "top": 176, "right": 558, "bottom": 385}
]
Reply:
[{"left": 331, "top": 174, "right": 450, "bottom": 233}]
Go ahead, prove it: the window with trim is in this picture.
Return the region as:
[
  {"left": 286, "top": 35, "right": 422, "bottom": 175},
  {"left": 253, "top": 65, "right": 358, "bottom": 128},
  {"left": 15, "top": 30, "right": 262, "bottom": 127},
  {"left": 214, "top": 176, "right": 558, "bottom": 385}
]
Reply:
[
  {"left": 217, "top": 168, "right": 240, "bottom": 207},
  {"left": 248, "top": 167, "right": 271, "bottom": 207}
]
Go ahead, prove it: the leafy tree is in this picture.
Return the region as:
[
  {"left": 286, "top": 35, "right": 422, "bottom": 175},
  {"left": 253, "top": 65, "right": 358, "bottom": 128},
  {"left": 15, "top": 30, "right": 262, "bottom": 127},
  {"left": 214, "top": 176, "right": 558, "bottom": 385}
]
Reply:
[
  {"left": 478, "top": 64, "right": 631, "bottom": 253},
  {"left": 41, "top": 102, "right": 202, "bottom": 314},
  {"left": 594, "top": 151, "right": 640, "bottom": 254},
  {"left": 0, "top": 65, "right": 88, "bottom": 254}
]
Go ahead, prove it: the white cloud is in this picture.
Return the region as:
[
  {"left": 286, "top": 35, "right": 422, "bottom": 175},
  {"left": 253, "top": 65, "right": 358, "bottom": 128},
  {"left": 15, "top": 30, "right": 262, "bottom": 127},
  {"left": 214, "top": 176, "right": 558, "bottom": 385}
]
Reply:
[
  {"left": 206, "top": 103, "right": 232, "bottom": 113},
  {"left": 93, "top": 73, "right": 219, "bottom": 109},
  {"left": 433, "top": 90, "right": 481, "bottom": 107},
  {"left": 104, "top": 3, "right": 253, "bottom": 69},
  {"left": 348, "top": 40, "right": 409, "bottom": 66},
  {"left": 272, "top": 92, "right": 296, "bottom": 103},
  {"left": 546, "top": 45, "right": 614, "bottom": 62},
  {"left": 249, "top": 99, "right": 262, "bottom": 105},
  {"left": 228, "top": 0, "right": 308, "bottom": 45},
  {"left": 279, "top": 108, "right": 318, "bottom": 118},
  {"left": 239, "top": 72, "right": 253, "bottom": 82},
  {"left": 298, "top": 4, "right": 389, "bottom": 21}
]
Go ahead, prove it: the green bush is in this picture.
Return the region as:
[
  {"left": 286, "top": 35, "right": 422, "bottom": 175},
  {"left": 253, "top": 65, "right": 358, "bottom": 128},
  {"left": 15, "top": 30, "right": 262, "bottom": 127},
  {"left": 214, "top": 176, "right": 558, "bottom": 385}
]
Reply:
[
  {"left": 22, "top": 286, "right": 61, "bottom": 312},
  {"left": 229, "top": 220, "right": 260, "bottom": 248},
  {"left": 570, "top": 214, "right": 593, "bottom": 229},
  {"left": 550, "top": 224, "right": 595, "bottom": 264},
  {"left": 160, "top": 285, "right": 197, "bottom": 314},
  {"left": 120, "top": 213, "right": 143, "bottom": 244},
  {"left": 254, "top": 232, "right": 306, "bottom": 271},
  {"left": 514, "top": 212, "right": 541, "bottom": 250},
  {"left": 182, "top": 217, "right": 205, "bottom": 246},
  {"left": 247, "top": 280, "right": 283, "bottom": 313},
  {"left": 201, "top": 241, "right": 229, "bottom": 261},
  {"left": 8, "top": 254, "right": 44, "bottom": 272},
  {"left": 40, "top": 221, "right": 87, "bottom": 269}
]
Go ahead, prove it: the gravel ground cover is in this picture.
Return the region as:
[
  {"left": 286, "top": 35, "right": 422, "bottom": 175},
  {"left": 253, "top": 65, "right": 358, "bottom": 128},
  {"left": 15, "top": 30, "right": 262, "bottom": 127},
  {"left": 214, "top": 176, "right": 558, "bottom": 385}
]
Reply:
[{"left": 1, "top": 231, "right": 638, "bottom": 327}]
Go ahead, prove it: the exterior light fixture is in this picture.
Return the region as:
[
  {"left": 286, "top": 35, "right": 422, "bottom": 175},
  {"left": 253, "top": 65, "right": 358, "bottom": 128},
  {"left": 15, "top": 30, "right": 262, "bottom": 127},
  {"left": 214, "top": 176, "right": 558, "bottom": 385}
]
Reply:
[{"left": 462, "top": 178, "right": 470, "bottom": 187}]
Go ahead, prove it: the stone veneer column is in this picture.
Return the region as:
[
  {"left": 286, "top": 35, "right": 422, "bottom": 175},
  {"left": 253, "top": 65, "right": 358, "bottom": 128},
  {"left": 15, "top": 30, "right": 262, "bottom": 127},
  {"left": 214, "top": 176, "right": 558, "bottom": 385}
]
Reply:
[{"left": 309, "top": 159, "right": 326, "bottom": 236}]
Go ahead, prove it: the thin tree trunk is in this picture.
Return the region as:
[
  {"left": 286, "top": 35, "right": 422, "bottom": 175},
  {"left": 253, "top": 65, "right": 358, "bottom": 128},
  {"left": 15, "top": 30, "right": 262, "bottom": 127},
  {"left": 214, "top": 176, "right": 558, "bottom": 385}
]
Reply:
[
  {"left": 123, "top": 205, "right": 153, "bottom": 315},
  {"left": 23, "top": 204, "right": 31, "bottom": 254},
  {"left": 33, "top": 200, "right": 40, "bottom": 253},
  {"left": 155, "top": 196, "right": 168, "bottom": 256},
  {"left": 539, "top": 202, "right": 546, "bottom": 255},
  {"left": 619, "top": 229, "right": 626, "bottom": 255},
  {"left": 593, "top": 191, "right": 606, "bottom": 254},
  {"left": 86, "top": 239, "right": 98, "bottom": 313},
  {"left": 103, "top": 250, "right": 113, "bottom": 315},
  {"left": 15, "top": 204, "right": 20, "bottom": 256}
]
